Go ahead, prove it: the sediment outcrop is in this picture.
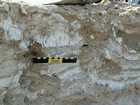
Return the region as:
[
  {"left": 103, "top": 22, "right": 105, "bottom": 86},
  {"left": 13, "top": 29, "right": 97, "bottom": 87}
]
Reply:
[{"left": 0, "top": 0, "right": 140, "bottom": 104}]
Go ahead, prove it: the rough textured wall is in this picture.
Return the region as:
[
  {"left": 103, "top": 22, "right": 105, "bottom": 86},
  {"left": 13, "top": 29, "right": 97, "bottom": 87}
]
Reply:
[{"left": 0, "top": 1, "right": 140, "bottom": 105}]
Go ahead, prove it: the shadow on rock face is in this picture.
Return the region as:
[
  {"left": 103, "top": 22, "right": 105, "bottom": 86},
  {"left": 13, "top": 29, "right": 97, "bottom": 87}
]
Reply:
[
  {"left": 23, "top": 43, "right": 43, "bottom": 58},
  {"left": 44, "top": 0, "right": 102, "bottom": 5}
]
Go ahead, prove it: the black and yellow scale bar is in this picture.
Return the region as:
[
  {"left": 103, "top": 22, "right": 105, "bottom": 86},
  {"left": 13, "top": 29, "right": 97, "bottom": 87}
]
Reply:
[{"left": 32, "top": 57, "right": 77, "bottom": 63}]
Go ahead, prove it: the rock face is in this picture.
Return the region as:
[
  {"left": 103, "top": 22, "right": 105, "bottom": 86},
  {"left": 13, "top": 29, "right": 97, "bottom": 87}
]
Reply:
[
  {"left": 0, "top": 0, "right": 140, "bottom": 105},
  {"left": 44, "top": 0, "right": 102, "bottom": 5}
]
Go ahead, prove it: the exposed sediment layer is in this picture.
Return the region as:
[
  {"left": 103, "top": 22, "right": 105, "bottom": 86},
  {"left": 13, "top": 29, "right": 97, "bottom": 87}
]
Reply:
[{"left": 0, "top": 1, "right": 140, "bottom": 105}]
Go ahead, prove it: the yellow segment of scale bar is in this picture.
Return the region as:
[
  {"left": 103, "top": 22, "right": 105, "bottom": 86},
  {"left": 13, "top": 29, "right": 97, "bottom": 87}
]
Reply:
[{"left": 48, "top": 57, "right": 63, "bottom": 63}]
